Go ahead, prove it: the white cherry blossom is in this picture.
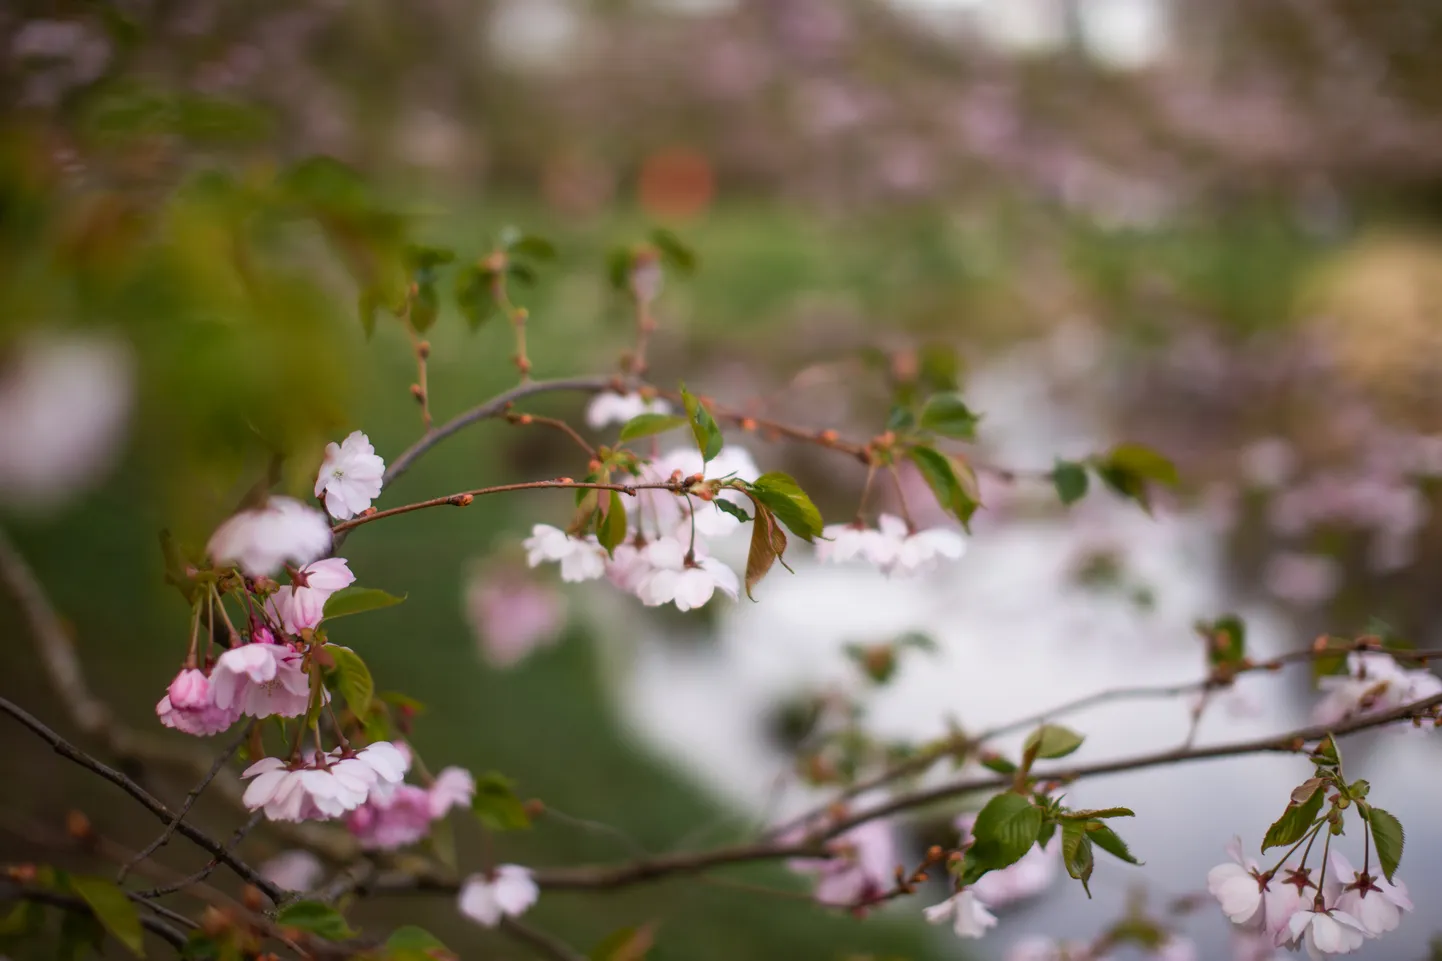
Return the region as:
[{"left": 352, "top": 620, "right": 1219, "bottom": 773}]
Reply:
[
  {"left": 207, "top": 496, "right": 333, "bottom": 577},
  {"left": 924, "top": 888, "right": 997, "bottom": 939},
  {"left": 585, "top": 391, "right": 672, "bottom": 429},
  {"left": 1285, "top": 907, "right": 1367, "bottom": 959},
  {"left": 523, "top": 524, "right": 607, "bottom": 583},
  {"left": 458, "top": 865, "right": 538, "bottom": 927},
  {"left": 1325, "top": 851, "right": 1412, "bottom": 936},
  {"left": 635, "top": 536, "right": 739, "bottom": 611},
  {"left": 315, "top": 430, "right": 385, "bottom": 520}
]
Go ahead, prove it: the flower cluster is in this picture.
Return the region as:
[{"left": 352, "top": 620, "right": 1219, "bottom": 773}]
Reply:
[
  {"left": 347, "top": 763, "right": 476, "bottom": 850},
  {"left": 818, "top": 513, "right": 965, "bottom": 577},
  {"left": 241, "top": 742, "right": 409, "bottom": 822},
  {"left": 1312, "top": 651, "right": 1442, "bottom": 727}
]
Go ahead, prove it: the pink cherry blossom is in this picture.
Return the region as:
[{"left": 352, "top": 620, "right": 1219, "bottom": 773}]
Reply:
[
  {"left": 1325, "top": 851, "right": 1412, "bottom": 936},
  {"left": 156, "top": 690, "right": 243, "bottom": 736},
  {"left": 258, "top": 850, "right": 324, "bottom": 892},
  {"left": 924, "top": 888, "right": 997, "bottom": 939},
  {"left": 788, "top": 819, "right": 896, "bottom": 907},
  {"left": 458, "top": 865, "right": 538, "bottom": 927},
  {"left": 347, "top": 784, "right": 435, "bottom": 850},
  {"left": 269, "top": 557, "right": 356, "bottom": 633},
  {"left": 241, "top": 742, "right": 407, "bottom": 822},
  {"left": 465, "top": 568, "right": 566, "bottom": 668},
  {"left": 207, "top": 496, "right": 333, "bottom": 577},
  {"left": 209, "top": 642, "right": 312, "bottom": 719},
  {"left": 1229, "top": 928, "right": 1279, "bottom": 961},
  {"left": 167, "top": 669, "right": 210, "bottom": 710},
  {"left": 314, "top": 430, "right": 385, "bottom": 520},
  {"left": 635, "top": 446, "right": 759, "bottom": 539},
  {"left": 428, "top": 767, "right": 475, "bottom": 818},
  {"left": 523, "top": 524, "right": 606, "bottom": 582},
  {"left": 635, "top": 536, "right": 738, "bottom": 611},
  {"left": 585, "top": 391, "right": 671, "bottom": 429},
  {"left": 1313, "top": 652, "right": 1442, "bottom": 727}
]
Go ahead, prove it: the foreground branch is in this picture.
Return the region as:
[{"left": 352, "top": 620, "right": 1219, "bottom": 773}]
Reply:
[
  {"left": 0, "top": 882, "right": 189, "bottom": 950},
  {"left": 0, "top": 696, "right": 283, "bottom": 905}
]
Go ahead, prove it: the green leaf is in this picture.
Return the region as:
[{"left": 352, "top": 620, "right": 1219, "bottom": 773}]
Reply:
[
  {"left": 714, "top": 498, "right": 750, "bottom": 522},
  {"left": 410, "top": 281, "right": 440, "bottom": 333},
  {"left": 1094, "top": 443, "right": 1179, "bottom": 513},
  {"left": 618, "top": 413, "right": 688, "bottom": 441},
  {"left": 1060, "top": 807, "right": 1135, "bottom": 820},
  {"left": 744, "top": 504, "right": 789, "bottom": 600},
  {"left": 1199, "top": 614, "right": 1247, "bottom": 667},
  {"left": 179, "top": 933, "right": 220, "bottom": 960},
  {"left": 1024, "top": 724, "right": 1085, "bottom": 760},
  {"left": 749, "top": 472, "right": 824, "bottom": 542},
  {"left": 968, "top": 793, "right": 1044, "bottom": 871},
  {"left": 472, "top": 772, "right": 531, "bottom": 831},
  {"left": 589, "top": 923, "right": 656, "bottom": 961},
  {"left": 322, "top": 586, "right": 406, "bottom": 621},
  {"left": 1310, "top": 734, "right": 1341, "bottom": 768},
  {"left": 1364, "top": 806, "right": 1405, "bottom": 883},
  {"left": 358, "top": 287, "right": 383, "bottom": 339},
  {"left": 0, "top": 900, "right": 43, "bottom": 941},
  {"left": 404, "top": 244, "right": 456, "bottom": 271},
  {"left": 275, "top": 901, "right": 356, "bottom": 941},
  {"left": 679, "top": 386, "right": 724, "bottom": 461},
  {"left": 886, "top": 405, "right": 916, "bottom": 432},
  {"left": 378, "top": 691, "right": 426, "bottom": 714},
  {"left": 599, "top": 491, "right": 628, "bottom": 555},
  {"left": 1036, "top": 820, "right": 1057, "bottom": 849},
  {"left": 508, "top": 261, "right": 538, "bottom": 287},
  {"left": 68, "top": 875, "right": 144, "bottom": 958},
  {"left": 1087, "top": 822, "right": 1142, "bottom": 864},
  {"left": 607, "top": 246, "right": 634, "bottom": 292},
  {"left": 326, "top": 645, "right": 374, "bottom": 719},
  {"left": 979, "top": 753, "right": 1018, "bottom": 775},
  {"left": 908, "top": 445, "right": 979, "bottom": 528},
  {"left": 1261, "top": 784, "right": 1326, "bottom": 851},
  {"left": 384, "top": 925, "right": 453, "bottom": 961},
  {"left": 508, "top": 234, "right": 557, "bottom": 261},
  {"left": 58, "top": 909, "right": 105, "bottom": 961},
  {"left": 919, "top": 392, "right": 980, "bottom": 440},
  {"left": 1051, "top": 460, "right": 1089, "bottom": 506},
  {"left": 455, "top": 264, "right": 498, "bottom": 331},
  {"left": 1061, "top": 820, "right": 1095, "bottom": 896},
  {"left": 651, "top": 228, "right": 697, "bottom": 273}
]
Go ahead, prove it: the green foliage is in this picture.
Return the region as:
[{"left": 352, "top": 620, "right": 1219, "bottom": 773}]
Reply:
[
  {"left": 323, "top": 587, "right": 406, "bottom": 621},
  {"left": 714, "top": 498, "right": 751, "bottom": 522},
  {"left": 918, "top": 393, "right": 979, "bottom": 440},
  {"left": 967, "top": 793, "right": 1043, "bottom": 874},
  {"left": 907, "top": 446, "right": 979, "bottom": 529},
  {"left": 749, "top": 473, "right": 823, "bottom": 542},
  {"left": 1085, "top": 822, "right": 1141, "bottom": 865},
  {"left": 1061, "top": 820, "right": 1096, "bottom": 896},
  {"left": 1362, "top": 805, "right": 1405, "bottom": 883},
  {"left": 599, "top": 491, "right": 628, "bottom": 555},
  {"left": 680, "top": 386, "right": 724, "bottom": 461},
  {"left": 326, "top": 645, "right": 375, "bottom": 719},
  {"left": 383, "top": 926, "right": 453, "bottom": 961},
  {"left": 1051, "top": 460, "right": 1089, "bottom": 505},
  {"left": 1197, "top": 614, "right": 1247, "bottom": 667},
  {"left": 1262, "top": 781, "right": 1327, "bottom": 851},
  {"left": 1023, "top": 724, "right": 1085, "bottom": 761},
  {"left": 650, "top": 228, "right": 697, "bottom": 273},
  {"left": 472, "top": 772, "right": 531, "bottom": 831},
  {"left": 1093, "top": 443, "right": 1179, "bottom": 513},
  {"left": 275, "top": 901, "right": 356, "bottom": 940},
  {"left": 590, "top": 924, "right": 656, "bottom": 961},
  {"left": 619, "top": 413, "right": 688, "bottom": 441},
  {"left": 66, "top": 876, "right": 145, "bottom": 957}
]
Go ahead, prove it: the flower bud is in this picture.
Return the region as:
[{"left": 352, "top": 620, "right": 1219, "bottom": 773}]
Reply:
[
  {"left": 242, "top": 885, "right": 265, "bottom": 912},
  {"left": 819, "top": 429, "right": 839, "bottom": 444},
  {"left": 66, "top": 810, "right": 92, "bottom": 841},
  {"left": 410, "top": 384, "right": 425, "bottom": 403},
  {"left": 740, "top": 417, "right": 758, "bottom": 432},
  {"left": 417, "top": 340, "right": 431, "bottom": 359},
  {"left": 6, "top": 863, "right": 37, "bottom": 883},
  {"left": 523, "top": 798, "right": 546, "bottom": 818},
  {"left": 452, "top": 494, "right": 474, "bottom": 507},
  {"left": 168, "top": 668, "right": 210, "bottom": 710}
]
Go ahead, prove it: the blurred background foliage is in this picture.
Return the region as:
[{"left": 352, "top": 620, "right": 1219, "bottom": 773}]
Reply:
[{"left": 4, "top": 0, "right": 1442, "bottom": 958}]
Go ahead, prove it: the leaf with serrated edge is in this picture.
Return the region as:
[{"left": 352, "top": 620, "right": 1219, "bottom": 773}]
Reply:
[
  {"left": 744, "top": 505, "right": 787, "bottom": 600},
  {"left": 1261, "top": 787, "right": 1326, "bottom": 851},
  {"left": 274, "top": 901, "right": 355, "bottom": 940},
  {"left": 618, "top": 413, "right": 688, "bottom": 442},
  {"left": 679, "top": 386, "right": 723, "bottom": 461},
  {"left": 1365, "top": 806, "right": 1404, "bottom": 882},
  {"left": 750, "top": 472, "right": 823, "bottom": 542},
  {"left": 599, "top": 491, "right": 627, "bottom": 555},
  {"left": 322, "top": 586, "right": 405, "bottom": 621},
  {"left": 1086, "top": 822, "right": 1142, "bottom": 864},
  {"left": 969, "top": 793, "right": 1044, "bottom": 871},
  {"left": 1061, "top": 820, "right": 1095, "bottom": 897},
  {"left": 1024, "top": 724, "right": 1085, "bottom": 760}
]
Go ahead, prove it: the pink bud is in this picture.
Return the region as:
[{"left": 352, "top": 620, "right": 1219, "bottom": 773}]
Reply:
[{"left": 167, "top": 669, "right": 210, "bottom": 710}]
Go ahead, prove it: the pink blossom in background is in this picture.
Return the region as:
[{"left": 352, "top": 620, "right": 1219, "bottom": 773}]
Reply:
[
  {"left": 957, "top": 812, "right": 1059, "bottom": 907},
  {"left": 787, "top": 818, "right": 897, "bottom": 908},
  {"left": 0, "top": 332, "right": 134, "bottom": 512},
  {"left": 1238, "top": 438, "right": 1297, "bottom": 490},
  {"left": 347, "top": 784, "right": 435, "bottom": 850},
  {"left": 258, "top": 850, "right": 324, "bottom": 893},
  {"left": 1262, "top": 552, "right": 1341, "bottom": 607},
  {"left": 522, "top": 524, "right": 607, "bottom": 583},
  {"left": 1229, "top": 928, "right": 1279, "bottom": 961},
  {"left": 584, "top": 391, "right": 671, "bottom": 429},
  {"left": 458, "top": 865, "right": 538, "bottom": 927},
  {"left": 428, "top": 767, "right": 476, "bottom": 817},
  {"left": 466, "top": 567, "right": 567, "bottom": 668}
]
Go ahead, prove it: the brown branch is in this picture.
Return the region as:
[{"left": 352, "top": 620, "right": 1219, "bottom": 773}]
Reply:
[
  {"left": 506, "top": 410, "right": 597, "bottom": 458},
  {"left": 383, "top": 376, "right": 615, "bottom": 486},
  {"left": 0, "top": 696, "right": 284, "bottom": 904},
  {"left": 0, "top": 882, "right": 190, "bottom": 950},
  {"left": 331, "top": 479, "right": 686, "bottom": 534}
]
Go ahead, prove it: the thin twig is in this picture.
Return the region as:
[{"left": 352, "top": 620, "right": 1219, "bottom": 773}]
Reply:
[
  {"left": 136, "top": 810, "right": 267, "bottom": 899},
  {"left": 499, "top": 917, "right": 587, "bottom": 961},
  {"left": 506, "top": 410, "right": 598, "bottom": 458},
  {"left": 119, "top": 722, "right": 253, "bottom": 882},
  {"left": 0, "top": 697, "right": 283, "bottom": 904},
  {"left": 332, "top": 479, "right": 686, "bottom": 534}
]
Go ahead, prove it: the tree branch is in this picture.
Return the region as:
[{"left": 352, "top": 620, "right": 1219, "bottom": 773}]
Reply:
[
  {"left": 0, "top": 696, "right": 283, "bottom": 904},
  {"left": 0, "top": 882, "right": 190, "bottom": 950}
]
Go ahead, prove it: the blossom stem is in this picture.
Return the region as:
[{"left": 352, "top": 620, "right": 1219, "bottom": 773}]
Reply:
[
  {"left": 209, "top": 585, "right": 241, "bottom": 647},
  {"left": 888, "top": 465, "right": 916, "bottom": 530},
  {"left": 506, "top": 410, "right": 597, "bottom": 458},
  {"left": 331, "top": 479, "right": 687, "bottom": 534},
  {"left": 627, "top": 298, "right": 654, "bottom": 377},
  {"left": 184, "top": 600, "right": 203, "bottom": 669},
  {"left": 1315, "top": 830, "right": 1333, "bottom": 908},
  {"left": 1362, "top": 815, "right": 1372, "bottom": 877},
  {"left": 854, "top": 461, "right": 879, "bottom": 524},
  {"left": 1267, "top": 823, "right": 1322, "bottom": 878}
]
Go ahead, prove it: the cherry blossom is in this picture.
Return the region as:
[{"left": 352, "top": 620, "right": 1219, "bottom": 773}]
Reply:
[
  {"left": 523, "top": 524, "right": 607, "bottom": 582},
  {"left": 241, "top": 742, "right": 407, "bottom": 822},
  {"left": 958, "top": 813, "right": 1059, "bottom": 908},
  {"left": 605, "top": 541, "right": 655, "bottom": 594},
  {"left": 347, "top": 784, "right": 435, "bottom": 850},
  {"left": 1207, "top": 836, "right": 1300, "bottom": 942},
  {"left": 585, "top": 391, "right": 672, "bottom": 429},
  {"left": 1312, "top": 651, "right": 1442, "bottom": 727},
  {"left": 156, "top": 689, "right": 243, "bottom": 736},
  {"left": 269, "top": 557, "right": 356, "bottom": 633},
  {"left": 314, "top": 430, "right": 385, "bottom": 520},
  {"left": 788, "top": 819, "right": 896, "bottom": 907},
  {"left": 1284, "top": 907, "right": 1367, "bottom": 959},
  {"left": 166, "top": 668, "right": 210, "bottom": 710},
  {"left": 209, "top": 642, "right": 312, "bottom": 719},
  {"left": 634, "top": 536, "right": 739, "bottom": 611},
  {"left": 458, "top": 865, "right": 539, "bottom": 927},
  {"left": 1325, "top": 851, "right": 1412, "bottom": 936},
  {"left": 207, "top": 496, "right": 333, "bottom": 577},
  {"left": 924, "top": 888, "right": 997, "bottom": 939},
  {"left": 0, "top": 332, "right": 133, "bottom": 511},
  {"left": 428, "top": 766, "right": 476, "bottom": 817},
  {"left": 1004, "top": 937, "right": 1099, "bottom": 961},
  {"left": 465, "top": 567, "right": 566, "bottom": 668},
  {"left": 884, "top": 514, "right": 966, "bottom": 576},
  {"left": 258, "top": 850, "right": 324, "bottom": 893},
  {"left": 816, "top": 521, "right": 898, "bottom": 568},
  {"left": 1229, "top": 929, "right": 1279, "bottom": 961},
  {"left": 636, "top": 446, "right": 759, "bottom": 538},
  {"left": 1263, "top": 552, "right": 1341, "bottom": 607}
]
